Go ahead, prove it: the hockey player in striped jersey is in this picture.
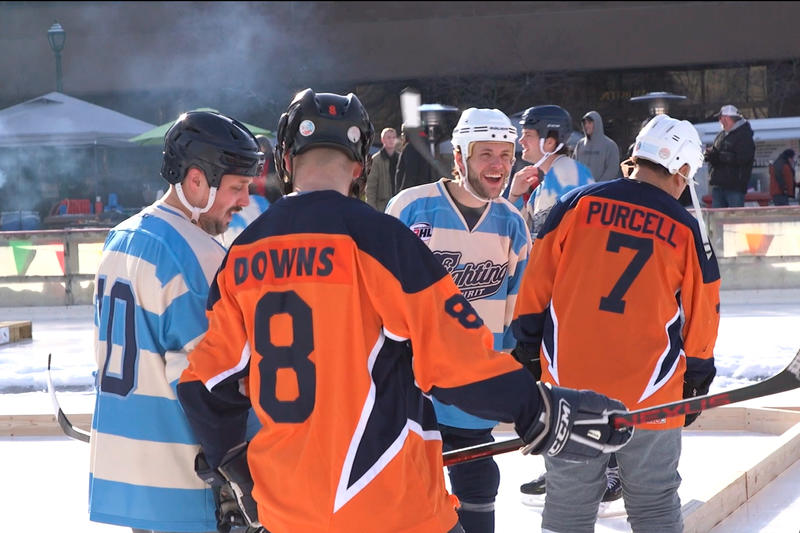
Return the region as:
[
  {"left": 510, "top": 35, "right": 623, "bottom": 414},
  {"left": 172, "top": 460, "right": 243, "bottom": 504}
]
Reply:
[
  {"left": 89, "top": 111, "right": 264, "bottom": 533},
  {"left": 386, "top": 108, "right": 531, "bottom": 533},
  {"left": 506, "top": 105, "right": 594, "bottom": 239},
  {"left": 176, "top": 89, "right": 632, "bottom": 533},
  {"left": 512, "top": 115, "right": 720, "bottom": 532}
]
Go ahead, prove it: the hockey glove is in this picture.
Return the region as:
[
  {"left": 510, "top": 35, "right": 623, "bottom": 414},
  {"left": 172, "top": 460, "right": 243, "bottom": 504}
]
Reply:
[
  {"left": 511, "top": 342, "right": 542, "bottom": 380},
  {"left": 521, "top": 382, "right": 633, "bottom": 462},
  {"left": 682, "top": 374, "right": 714, "bottom": 427},
  {"left": 195, "top": 442, "right": 263, "bottom": 533}
]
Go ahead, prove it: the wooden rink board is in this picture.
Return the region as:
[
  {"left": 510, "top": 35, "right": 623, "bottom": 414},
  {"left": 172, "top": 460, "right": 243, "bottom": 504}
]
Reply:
[
  {"left": 681, "top": 406, "right": 800, "bottom": 532},
  {"left": 0, "top": 320, "right": 32, "bottom": 345},
  {"left": 473, "top": 406, "right": 800, "bottom": 532},
  {"left": 3, "top": 405, "right": 800, "bottom": 531}
]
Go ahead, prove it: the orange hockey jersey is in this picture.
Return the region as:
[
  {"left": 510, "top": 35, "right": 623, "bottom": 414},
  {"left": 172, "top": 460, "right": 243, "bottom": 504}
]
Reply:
[
  {"left": 512, "top": 179, "right": 720, "bottom": 430},
  {"left": 178, "top": 191, "right": 543, "bottom": 533}
]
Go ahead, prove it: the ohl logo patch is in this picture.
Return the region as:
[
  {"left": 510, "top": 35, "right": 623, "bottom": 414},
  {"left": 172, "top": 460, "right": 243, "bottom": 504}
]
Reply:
[{"left": 410, "top": 222, "right": 433, "bottom": 242}]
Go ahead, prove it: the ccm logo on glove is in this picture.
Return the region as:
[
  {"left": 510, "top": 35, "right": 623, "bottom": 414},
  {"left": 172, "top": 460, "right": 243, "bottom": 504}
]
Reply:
[{"left": 548, "top": 400, "right": 571, "bottom": 456}]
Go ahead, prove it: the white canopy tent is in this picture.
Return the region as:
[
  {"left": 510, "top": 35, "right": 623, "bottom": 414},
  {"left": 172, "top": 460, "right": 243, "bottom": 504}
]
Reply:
[
  {"left": 0, "top": 92, "right": 154, "bottom": 147},
  {"left": 0, "top": 93, "right": 157, "bottom": 230}
]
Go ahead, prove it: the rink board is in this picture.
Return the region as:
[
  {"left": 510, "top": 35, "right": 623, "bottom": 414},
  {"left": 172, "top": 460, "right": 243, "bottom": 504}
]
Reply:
[
  {"left": 2, "top": 404, "right": 800, "bottom": 532},
  {"left": 681, "top": 406, "right": 800, "bottom": 532}
]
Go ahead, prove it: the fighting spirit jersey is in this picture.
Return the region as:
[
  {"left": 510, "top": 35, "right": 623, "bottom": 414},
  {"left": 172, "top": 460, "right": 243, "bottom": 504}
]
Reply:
[
  {"left": 178, "top": 191, "right": 543, "bottom": 533},
  {"left": 89, "top": 199, "right": 225, "bottom": 532},
  {"left": 386, "top": 179, "right": 531, "bottom": 429},
  {"left": 512, "top": 178, "right": 720, "bottom": 430}
]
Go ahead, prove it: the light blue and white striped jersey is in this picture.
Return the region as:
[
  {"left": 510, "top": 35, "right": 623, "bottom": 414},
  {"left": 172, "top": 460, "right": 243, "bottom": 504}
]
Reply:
[
  {"left": 89, "top": 199, "right": 226, "bottom": 532},
  {"left": 526, "top": 155, "right": 594, "bottom": 237},
  {"left": 220, "top": 194, "right": 270, "bottom": 248},
  {"left": 386, "top": 179, "right": 531, "bottom": 429}
]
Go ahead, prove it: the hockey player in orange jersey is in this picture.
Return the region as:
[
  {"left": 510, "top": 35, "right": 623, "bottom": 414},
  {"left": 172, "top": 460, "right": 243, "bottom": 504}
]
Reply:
[
  {"left": 177, "top": 89, "right": 633, "bottom": 533},
  {"left": 512, "top": 114, "right": 720, "bottom": 533}
]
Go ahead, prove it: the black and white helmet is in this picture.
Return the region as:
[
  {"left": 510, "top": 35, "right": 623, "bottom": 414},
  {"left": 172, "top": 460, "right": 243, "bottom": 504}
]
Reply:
[
  {"left": 161, "top": 111, "right": 264, "bottom": 187},
  {"left": 275, "top": 89, "right": 374, "bottom": 193}
]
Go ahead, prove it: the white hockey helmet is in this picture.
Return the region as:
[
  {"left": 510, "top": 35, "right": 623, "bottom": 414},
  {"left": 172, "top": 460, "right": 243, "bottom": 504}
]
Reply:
[
  {"left": 452, "top": 108, "right": 517, "bottom": 161},
  {"left": 633, "top": 114, "right": 714, "bottom": 259},
  {"left": 632, "top": 114, "right": 704, "bottom": 181},
  {"left": 451, "top": 108, "right": 517, "bottom": 201}
]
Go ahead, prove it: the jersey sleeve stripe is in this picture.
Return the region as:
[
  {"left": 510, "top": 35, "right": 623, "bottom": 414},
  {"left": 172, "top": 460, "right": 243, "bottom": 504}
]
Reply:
[
  {"left": 206, "top": 341, "right": 251, "bottom": 390},
  {"left": 383, "top": 327, "right": 408, "bottom": 342}
]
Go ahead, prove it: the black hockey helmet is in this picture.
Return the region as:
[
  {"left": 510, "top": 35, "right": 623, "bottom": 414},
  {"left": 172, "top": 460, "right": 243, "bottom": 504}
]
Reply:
[
  {"left": 275, "top": 88, "right": 374, "bottom": 194},
  {"left": 161, "top": 111, "right": 265, "bottom": 188},
  {"left": 519, "top": 105, "right": 573, "bottom": 146}
]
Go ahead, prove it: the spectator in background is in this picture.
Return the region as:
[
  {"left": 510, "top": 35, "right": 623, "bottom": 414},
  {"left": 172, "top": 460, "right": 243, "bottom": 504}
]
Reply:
[
  {"left": 256, "top": 134, "right": 284, "bottom": 204},
  {"left": 705, "top": 104, "right": 756, "bottom": 208},
  {"left": 365, "top": 127, "right": 399, "bottom": 211},
  {"left": 395, "top": 123, "right": 454, "bottom": 192},
  {"left": 769, "top": 148, "right": 796, "bottom": 206},
  {"left": 573, "top": 111, "right": 620, "bottom": 182}
]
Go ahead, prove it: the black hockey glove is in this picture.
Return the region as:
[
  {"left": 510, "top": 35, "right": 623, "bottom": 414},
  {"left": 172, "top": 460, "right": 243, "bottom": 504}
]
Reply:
[
  {"left": 511, "top": 342, "right": 542, "bottom": 380},
  {"left": 520, "top": 382, "right": 633, "bottom": 462},
  {"left": 195, "top": 442, "right": 265, "bottom": 533},
  {"left": 682, "top": 374, "right": 714, "bottom": 427}
]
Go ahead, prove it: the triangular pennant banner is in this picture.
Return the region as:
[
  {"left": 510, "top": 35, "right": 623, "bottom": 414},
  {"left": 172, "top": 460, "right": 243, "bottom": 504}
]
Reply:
[
  {"left": 9, "top": 240, "right": 36, "bottom": 276},
  {"left": 745, "top": 233, "right": 774, "bottom": 255},
  {"left": 55, "top": 248, "right": 65, "bottom": 275}
]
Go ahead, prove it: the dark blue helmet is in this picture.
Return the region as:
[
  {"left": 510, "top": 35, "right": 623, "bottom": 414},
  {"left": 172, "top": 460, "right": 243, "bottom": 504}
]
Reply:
[{"left": 519, "top": 105, "right": 573, "bottom": 145}]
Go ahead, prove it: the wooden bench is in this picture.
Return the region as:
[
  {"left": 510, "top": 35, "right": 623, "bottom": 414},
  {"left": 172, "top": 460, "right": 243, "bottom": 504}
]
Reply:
[{"left": 701, "top": 192, "right": 772, "bottom": 208}]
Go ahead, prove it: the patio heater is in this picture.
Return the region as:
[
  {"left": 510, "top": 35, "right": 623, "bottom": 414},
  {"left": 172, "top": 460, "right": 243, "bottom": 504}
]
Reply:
[
  {"left": 418, "top": 103, "right": 459, "bottom": 158},
  {"left": 629, "top": 91, "right": 686, "bottom": 117}
]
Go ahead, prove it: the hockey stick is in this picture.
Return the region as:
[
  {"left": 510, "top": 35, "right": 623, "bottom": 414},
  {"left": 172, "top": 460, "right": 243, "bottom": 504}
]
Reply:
[
  {"left": 443, "top": 347, "right": 800, "bottom": 466},
  {"left": 46, "top": 353, "right": 91, "bottom": 443}
]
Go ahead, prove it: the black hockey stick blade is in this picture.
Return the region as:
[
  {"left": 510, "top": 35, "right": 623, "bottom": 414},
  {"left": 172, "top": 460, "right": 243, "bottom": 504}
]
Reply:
[
  {"left": 443, "top": 348, "right": 800, "bottom": 466},
  {"left": 46, "top": 353, "right": 91, "bottom": 443}
]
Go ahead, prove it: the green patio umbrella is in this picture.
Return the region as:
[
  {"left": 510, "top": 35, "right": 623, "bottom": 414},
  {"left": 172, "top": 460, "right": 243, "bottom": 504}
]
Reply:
[{"left": 128, "top": 108, "right": 272, "bottom": 145}]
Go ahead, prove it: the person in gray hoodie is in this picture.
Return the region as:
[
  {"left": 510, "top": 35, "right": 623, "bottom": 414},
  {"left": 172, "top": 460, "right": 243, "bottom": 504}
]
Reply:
[{"left": 573, "top": 110, "right": 620, "bottom": 182}]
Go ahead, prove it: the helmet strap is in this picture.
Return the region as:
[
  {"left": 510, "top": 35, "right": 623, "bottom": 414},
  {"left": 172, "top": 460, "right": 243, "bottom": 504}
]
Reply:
[
  {"left": 456, "top": 147, "right": 494, "bottom": 204},
  {"left": 684, "top": 174, "right": 713, "bottom": 259},
  {"left": 532, "top": 138, "right": 563, "bottom": 168},
  {"left": 175, "top": 183, "right": 217, "bottom": 224}
]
